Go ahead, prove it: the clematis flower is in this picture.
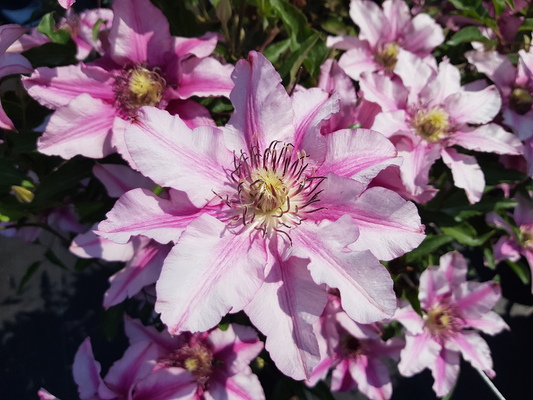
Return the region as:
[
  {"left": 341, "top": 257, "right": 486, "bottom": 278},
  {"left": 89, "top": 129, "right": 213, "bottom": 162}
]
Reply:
[
  {"left": 98, "top": 51, "right": 425, "bottom": 379},
  {"left": 487, "top": 194, "right": 533, "bottom": 292},
  {"left": 0, "top": 24, "right": 33, "bottom": 130},
  {"left": 308, "top": 294, "right": 403, "bottom": 400},
  {"left": 360, "top": 57, "right": 523, "bottom": 203},
  {"left": 40, "top": 320, "right": 264, "bottom": 400},
  {"left": 328, "top": 0, "right": 444, "bottom": 80},
  {"left": 394, "top": 252, "right": 508, "bottom": 397},
  {"left": 23, "top": 0, "right": 233, "bottom": 161}
]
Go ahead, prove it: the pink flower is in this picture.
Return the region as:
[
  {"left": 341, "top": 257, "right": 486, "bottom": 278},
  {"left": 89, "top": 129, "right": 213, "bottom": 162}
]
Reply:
[
  {"left": 487, "top": 194, "right": 533, "bottom": 292},
  {"left": 98, "top": 51, "right": 425, "bottom": 379},
  {"left": 394, "top": 252, "right": 508, "bottom": 397},
  {"left": 72, "top": 320, "right": 264, "bottom": 400},
  {"left": 308, "top": 295, "right": 403, "bottom": 400},
  {"left": 360, "top": 57, "right": 523, "bottom": 203},
  {"left": 328, "top": 0, "right": 444, "bottom": 79},
  {"left": 0, "top": 24, "right": 33, "bottom": 130},
  {"left": 23, "top": 0, "right": 233, "bottom": 161}
]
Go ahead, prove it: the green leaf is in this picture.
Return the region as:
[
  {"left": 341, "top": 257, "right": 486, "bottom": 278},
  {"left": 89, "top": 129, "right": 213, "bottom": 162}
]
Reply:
[
  {"left": 484, "top": 246, "right": 496, "bottom": 270},
  {"left": 0, "top": 158, "right": 27, "bottom": 192},
  {"left": 519, "top": 18, "right": 533, "bottom": 32},
  {"left": 91, "top": 18, "right": 107, "bottom": 42},
  {"left": 18, "top": 261, "right": 42, "bottom": 293},
  {"left": 263, "top": 39, "right": 291, "bottom": 65},
  {"left": 37, "top": 13, "right": 71, "bottom": 44},
  {"left": 441, "top": 221, "right": 493, "bottom": 246},
  {"left": 446, "top": 26, "right": 489, "bottom": 46},
  {"left": 45, "top": 249, "right": 68, "bottom": 269},
  {"left": 505, "top": 259, "right": 530, "bottom": 285},
  {"left": 492, "top": 0, "right": 506, "bottom": 16},
  {"left": 151, "top": 0, "right": 203, "bottom": 37},
  {"left": 405, "top": 235, "right": 454, "bottom": 263},
  {"left": 277, "top": 32, "right": 320, "bottom": 86}
]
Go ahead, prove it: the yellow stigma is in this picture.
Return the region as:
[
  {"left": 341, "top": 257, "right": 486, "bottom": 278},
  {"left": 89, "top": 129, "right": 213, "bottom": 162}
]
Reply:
[
  {"left": 413, "top": 107, "right": 450, "bottom": 143},
  {"left": 184, "top": 357, "right": 200, "bottom": 372},
  {"left": 248, "top": 168, "right": 289, "bottom": 213},
  {"left": 425, "top": 303, "right": 461, "bottom": 339},
  {"left": 128, "top": 66, "right": 164, "bottom": 108},
  {"left": 375, "top": 42, "right": 400, "bottom": 72}
]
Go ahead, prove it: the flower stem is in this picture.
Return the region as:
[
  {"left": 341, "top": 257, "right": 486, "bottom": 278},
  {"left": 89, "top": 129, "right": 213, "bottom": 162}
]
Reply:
[{"left": 477, "top": 369, "right": 506, "bottom": 400}]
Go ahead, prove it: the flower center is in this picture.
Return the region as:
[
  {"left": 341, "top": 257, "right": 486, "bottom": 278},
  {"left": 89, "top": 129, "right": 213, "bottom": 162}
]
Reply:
[
  {"left": 509, "top": 87, "right": 533, "bottom": 115},
  {"left": 520, "top": 227, "right": 533, "bottom": 248},
  {"left": 424, "top": 302, "right": 462, "bottom": 340},
  {"left": 374, "top": 42, "right": 400, "bottom": 72},
  {"left": 412, "top": 107, "right": 450, "bottom": 143},
  {"left": 340, "top": 334, "right": 364, "bottom": 359},
  {"left": 114, "top": 64, "right": 166, "bottom": 117},
  {"left": 161, "top": 343, "right": 213, "bottom": 385},
  {"left": 225, "top": 141, "right": 326, "bottom": 239}
]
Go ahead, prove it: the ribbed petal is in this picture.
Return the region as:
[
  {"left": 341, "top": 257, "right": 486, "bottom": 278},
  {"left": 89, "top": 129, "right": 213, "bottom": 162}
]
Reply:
[
  {"left": 450, "top": 124, "right": 523, "bottom": 155},
  {"left": 403, "top": 13, "right": 444, "bottom": 55},
  {"left": 224, "top": 51, "right": 294, "bottom": 153},
  {"left": 359, "top": 72, "right": 408, "bottom": 112},
  {"left": 97, "top": 188, "right": 203, "bottom": 244},
  {"left": 70, "top": 225, "right": 135, "bottom": 261},
  {"left": 132, "top": 368, "right": 196, "bottom": 400},
  {"left": 244, "top": 256, "right": 326, "bottom": 380},
  {"left": 173, "top": 32, "right": 218, "bottom": 59},
  {"left": 0, "top": 52, "right": 32, "bottom": 78},
  {"left": 441, "top": 147, "right": 484, "bottom": 204},
  {"left": 465, "top": 50, "right": 515, "bottom": 93},
  {"left": 155, "top": 214, "right": 266, "bottom": 334},
  {"left": 125, "top": 107, "right": 232, "bottom": 207},
  {"left": 107, "top": 0, "right": 172, "bottom": 66},
  {"left": 429, "top": 347, "right": 460, "bottom": 398},
  {"left": 93, "top": 163, "right": 154, "bottom": 198},
  {"left": 177, "top": 56, "right": 234, "bottom": 98},
  {"left": 23, "top": 64, "right": 115, "bottom": 109},
  {"left": 349, "top": 0, "right": 386, "bottom": 47},
  {"left": 0, "top": 24, "right": 28, "bottom": 53},
  {"left": 398, "top": 331, "right": 440, "bottom": 377},
  {"left": 448, "top": 332, "right": 495, "bottom": 377},
  {"left": 37, "top": 94, "right": 116, "bottom": 159},
  {"left": 291, "top": 216, "right": 397, "bottom": 323},
  {"left": 205, "top": 371, "right": 265, "bottom": 400},
  {"left": 338, "top": 46, "right": 378, "bottom": 80},
  {"left": 443, "top": 86, "right": 501, "bottom": 125}
]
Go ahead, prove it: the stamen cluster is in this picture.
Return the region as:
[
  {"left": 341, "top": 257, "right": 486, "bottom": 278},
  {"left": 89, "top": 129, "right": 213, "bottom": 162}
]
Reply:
[
  {"left": 227, "top": 141, "right": 325, "bottom": 238},
  {"left": 114, "top": 64, "right": 166, "bottom": 117},
  {"left": 424, "top": 301, "right": 463, "bottom": 341},
  {"left": 161, "top": 342, "right": 214, "bottom": 385},
  {"left": 412, "top": 107, "right": 451, "bottom": 143}
]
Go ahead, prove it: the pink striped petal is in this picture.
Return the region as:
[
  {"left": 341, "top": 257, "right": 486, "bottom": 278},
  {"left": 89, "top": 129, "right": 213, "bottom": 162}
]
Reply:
[
  {"left": 0, "top": 52, "right": 32, "bottom": 78},
  {"left": 439, "top": 251, "right": 468, "bottom": 287},
  {"left": 244, "top": 256, "right": 326, "bottom": 380},
  {"left": 23, "top": 64, "right": 115, "bottom": 109},
  {"left": 93, "top": 163, "right": 154, "bottom": 198},
  {"left": 359, "top": 72, "right": 408, "bottom": 112},
  {"left": 382, "top": 0, "right": 411, "bottom": 40},
  {"left": 206, "top": 371, "right": 265, "bottom": 400},
  {"left": 177, "top": 56, "right": 234, "bottom": 98},
  {"left": 125, "top": 107, "right": 232, "bottom": 207},
  {"left": 443, "top": 86, "right": 501, "bottom": 125},
  {"left": 338, "top": 46, "right": 379, "bottom": 80},
  {"left": 398, "top": 331, "right": 440, "bottom": 376},
  {"left": 97, "top": 188, "right": 202, "bottom": 244},
  {"left": 403, "top": 13, "right": 445, "bottom": 55},
  {"left": 450, "top": 124, "right": 523, "bottom": 155},
  {"left": 0, "top": 103, "right": 15, "bottom": 130},
  {"left": 155, "top": 214, "right": 266, "bottom": 334},
  {"left": 465, "top": 50, "right": 515, "bottom": 93},
  {"left": 70, "top": 226, "right": 135, "bottom": 261},
  {"left": 173, "top": 32, "right": 219, "bottom": 59},
  {"left": 132, "top": 368, "right": 196, "bottom": 400},
  {"left": 420, "top": 60, "right": 461, "bottom": 107},
  {"left": 349, "top": 0, "right": 386, "bottom": 47},
  {"left": 104, "top": 242, "right": 171, "bottom": 308},
  {"left": 104, "top": 342, "right": 159, "bottom": 397},
  {"left": 165, "top": 99, "right": 216, "bottom": 129},
  {"left": 346, "top": 187, "right": 425, "bottom": 261},
  {"left": 393, "top": 303, "right": 424, "bottom": 334},
  {"left": 441, "top": 148, "right": 484, "bottom": 204},
  {"left": 107, "top": 0, "right": 172, "bottom": 66},
  {"left": 349, "top": 356, "right": 392, "bottom": 400},
  {"left": 209, "top": 324, "right": 263, "bottom": 376},
  {"left": 292, "top": 216, "right": 397, "bottom": 323},
  {"left": 37, "top": 94, "right": 116, "bottom": 159},
  {"left": 73, "top": 339, "right": 116, "bottom": 400},
  {"left": 224, "top": 51, "right": 294, "bottom": 153},
  {"left": 455, "top": 281, "right": 503, "bottom": 317},
  {"left": 429, "top": 346, "right": 460, "bottom": 397},
  {"left": 319, "top": 128, "right": 401, "bottom": 186},
  {"left": 463, "top": 311, "right": 509, "bottom": 335},
  {"left": 448, "top": 332, "right": 495, "bottom": 377}
]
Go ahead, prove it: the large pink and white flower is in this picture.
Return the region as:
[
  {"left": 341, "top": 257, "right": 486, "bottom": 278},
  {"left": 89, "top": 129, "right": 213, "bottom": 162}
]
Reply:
[
  {"left": 328, "top": 0, "right": 444, "bottom": 79},
  {"left": 23, "top": 0, "right": 233, "bottom": 161},
  {"left": 394, "top": 252, "right": 508, "bottom": 397},
  {"left": 308, "top": 295, "right": 403, "bottom": 400},
  {"left": 360, "top": 57, "right": 523, "bottom": 203},
  {"left": 98, "top": 51, "right": 425, "bottom": 379}
]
